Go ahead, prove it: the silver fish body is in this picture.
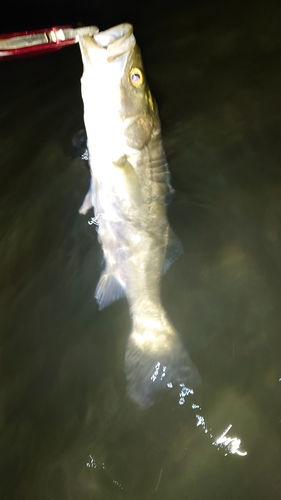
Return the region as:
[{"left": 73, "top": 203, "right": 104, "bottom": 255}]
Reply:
[{"left": 78, "top": 24, "right": 199, "bottom": 407}]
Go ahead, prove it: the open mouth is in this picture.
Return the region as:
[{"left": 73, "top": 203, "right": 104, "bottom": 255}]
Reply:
[
  {"left": 93, "top": 24, "right": 133, "bottom": 48},
  {"left": 78, "top": 23, "right": 135, "bottom": 69}
]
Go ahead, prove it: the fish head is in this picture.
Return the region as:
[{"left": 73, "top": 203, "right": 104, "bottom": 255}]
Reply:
[{"left": 79, "top": 24, "right": 158, "bottom": 156}]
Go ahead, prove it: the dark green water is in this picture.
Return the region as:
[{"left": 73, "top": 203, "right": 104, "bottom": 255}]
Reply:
[{"left": 0, "top": 1, "right": 281, "bottom": 498}]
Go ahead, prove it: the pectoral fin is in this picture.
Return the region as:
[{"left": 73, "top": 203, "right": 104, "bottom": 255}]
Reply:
[
  {"left": 79, "top": 180, "right": 94, "bottom": 214},
  {"left": 79, "top": 190, "right": 92, "bottom": 214},
  {"left": 113, "top": 156, "right": 142, "bottom": 205}
]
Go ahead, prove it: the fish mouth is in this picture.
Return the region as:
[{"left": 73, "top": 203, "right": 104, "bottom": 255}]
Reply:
[
  {"left": 79, "top": 23, "right": 135, "bottom": 65},
  {"left": 94, "top": 23, "right": 133, "bottom": 49}
]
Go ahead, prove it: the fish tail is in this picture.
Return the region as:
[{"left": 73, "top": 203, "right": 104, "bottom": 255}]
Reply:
[{"left": 124, "top": 317, "right": 200, "bottom": 408}]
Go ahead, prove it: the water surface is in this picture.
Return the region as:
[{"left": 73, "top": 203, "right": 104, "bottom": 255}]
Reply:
[{"left": 0, "top": 1, "right": 281, "bottom": 498}]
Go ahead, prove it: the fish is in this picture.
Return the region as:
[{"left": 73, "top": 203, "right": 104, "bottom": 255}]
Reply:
[{"left": 78, "top": 23, "right": 199, "bottom": 407}]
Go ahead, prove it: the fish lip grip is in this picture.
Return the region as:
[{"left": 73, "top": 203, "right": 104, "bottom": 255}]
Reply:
[{"left": 0, "top": 25, "right": 98, "bottom": 59}]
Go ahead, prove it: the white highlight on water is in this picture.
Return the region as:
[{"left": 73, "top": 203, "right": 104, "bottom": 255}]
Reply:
[
  {"left": 151, "top": 362, "right": 167, "bottom": 382},
  {"left": 86, "top": 457, "right": 123, "bottom": 489},
  {"left": 195, "top": 414, "right": 210, "bottom": 434},
  {"left": 86, "top": 455, "right": 97, "bottom": 468},
  {"left": 212, "top": 424, "right": 247, "bottom": 456},
  {"left": 151, "top": 362, "right": 160, "bottom": 382},
  {"left": 113, "top": 480, "right": 124, "bottom": 490},
  {"left": 88, "top": 214, "right": 102, "bottom": 226},
  {"left": 192, "top": 403, "right": 200, "bottom": 409},
  {"left": 81, "top": 149, "right": 89, "bottom": 160},
  {"left": 161, "top": 365, "right": 167, "bottom": 380},
  {"left": 175, "top": 385, "right": 247, "bottom": 457},
  {"left": 178, "top": 383, "right": 194, "bottom": 406}
]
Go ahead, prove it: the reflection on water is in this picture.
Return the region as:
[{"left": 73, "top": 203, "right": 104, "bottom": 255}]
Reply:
[
  {"left": 1, "top": 0, "right": 281, "bottom": 498},
  {"left": 212, "top": 424, "right": 247, "bottom": 456}
]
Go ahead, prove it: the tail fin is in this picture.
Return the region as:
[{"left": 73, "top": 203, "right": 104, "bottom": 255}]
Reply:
[{"left": 124, "top": 318, "right": 200, "bottom": 408}]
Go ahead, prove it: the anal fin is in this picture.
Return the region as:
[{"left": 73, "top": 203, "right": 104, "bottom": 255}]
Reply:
[
  {"left": 95, "top": 272, "right": 125, "bottom": 310},
  {"left": 163, "top": 228, "right": 183, "bottom": 273}
]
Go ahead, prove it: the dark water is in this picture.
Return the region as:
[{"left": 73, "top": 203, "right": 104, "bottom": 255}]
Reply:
[{"left": 1, "top": 0, "right": 281, "bottom": 498}]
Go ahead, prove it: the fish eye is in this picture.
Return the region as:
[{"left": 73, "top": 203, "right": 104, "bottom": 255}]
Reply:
[{"left": 129, "top": 68, "right": 144, "bottom": 88}]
